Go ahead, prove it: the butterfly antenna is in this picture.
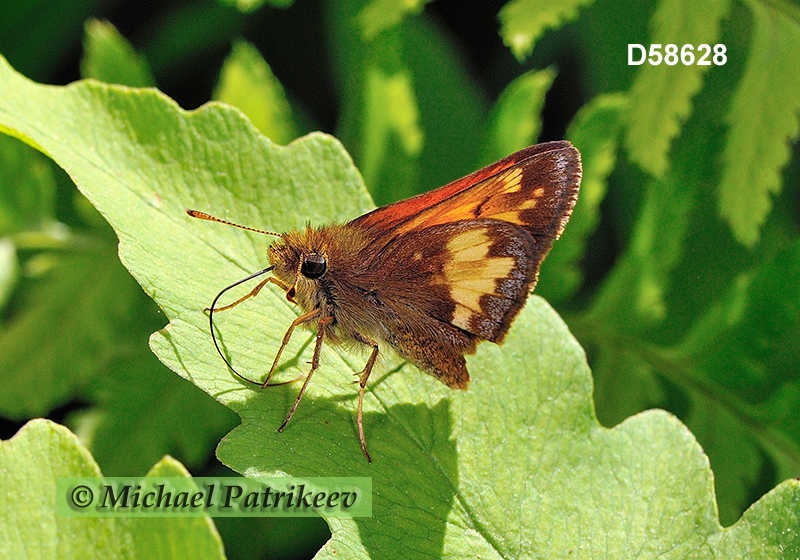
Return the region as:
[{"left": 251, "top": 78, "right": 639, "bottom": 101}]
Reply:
[
  {"left": 186, "top": 209, "right": 282, "bottom": 237},
  {"left": 208, "top": 266, "right": 275, "bottom": 385}
]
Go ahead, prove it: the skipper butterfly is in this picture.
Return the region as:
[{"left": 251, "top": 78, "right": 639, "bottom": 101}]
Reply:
[{"left": 188, "top": 140, "right": 582, "bottom": 461}]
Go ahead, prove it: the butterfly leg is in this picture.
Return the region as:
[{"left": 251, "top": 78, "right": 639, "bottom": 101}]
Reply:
[
  {"left": 353, "top": 332, "right": 379, "bottom": 463},
  {"left": 278, "top": 314, "right": 333, "bottom": 432},
  {"left": 210, "top": 276, "right": 289, "bottom": 313},
  {"left": 263, "top": 308, "right": 321, "bottom": 387}
]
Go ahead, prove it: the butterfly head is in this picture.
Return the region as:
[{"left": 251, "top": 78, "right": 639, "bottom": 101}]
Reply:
[{"left": 268, "top": 227, "right": 334, "bottom": 306}]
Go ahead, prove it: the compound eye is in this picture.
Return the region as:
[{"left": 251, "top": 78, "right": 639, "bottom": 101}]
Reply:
[{"left": 301, "top": 253, "right": 327, "bottom": 279}]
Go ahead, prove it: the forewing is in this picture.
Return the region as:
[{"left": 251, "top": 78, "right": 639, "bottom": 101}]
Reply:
[{"left": 351, "top": 141, "right": 581, "bottom": 257}]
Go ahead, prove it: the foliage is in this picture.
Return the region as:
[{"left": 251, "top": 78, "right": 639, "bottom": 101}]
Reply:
[
  {"left": 0, "top": 419, "right": 226, "bottom": 560},
  {"left": 1, "top": 0, "right": 799, "bottom": 558}
]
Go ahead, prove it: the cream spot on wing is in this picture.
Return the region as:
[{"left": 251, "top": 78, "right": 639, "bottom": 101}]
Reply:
[
  {"left": 437, "top": 227, "right": 519, "bottom": 330},
  {"left": 519, "top": 198, "right": 539, "bottom": 210},
  {"left": 456, "top": 277, "right": 497, "bottom": 294},
  {"left": 533, "top": 187, "right": 545, "bottom": 197},
  {"left": 452, "top": 305, "right": 473, "bottom": 330},
  {"left": 482, "top": 256, "right": 516, "bottom": 278},
  {"left": 445, "top": 228, "right": 491, "bottom": 261},
  {"left": 443, "top": 257, "right": 514, "bottom": 280},
  {"left": 452, "top": 287, "right": 483, "bottom": 312}
]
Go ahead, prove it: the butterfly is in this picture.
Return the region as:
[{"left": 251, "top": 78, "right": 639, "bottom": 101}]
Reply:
[{"left": 188, "top": 140, "right": 582, "bottom": 462}]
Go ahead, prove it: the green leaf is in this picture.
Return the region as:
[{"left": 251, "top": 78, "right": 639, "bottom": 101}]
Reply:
[
  {"left": 330, "top": 1, "right": 487, "bottom": 203},
  {"left": 69, "top": 350, "right": 238, "bottom": 477},
  {"left": 2, "top": 55, "right": 799, "bottom": 558},
  {"left": 0, "top": 134, "right": 57, "bottom": 311},
  {"left": 81, "top": 19, "right": 156, "bottom": 87},
  {"left": 718, "top": 0, "right": 800, "bottom": 247},
  {"left": 0, "top": 247, "right": 142, "bottom": 418},
  {"left": 715, "top": 479, "right": 800, "bottom": 557},
  {"left": 537, "top": 93, "right": 627, "bottom": 303},
  {"left": 478, "top": 68, "right": 555, "bottom": 167},
  {"left": 625, "top": 0, "right": 730, "bottom": 177},
  {"left": 212, "top": 41, "right": 298, "bottom": 145},
  {"left": 499, "top": 0, "right": 595, "bottom": 60},
  {"left": 0, "top": 134, "right": 56, "bottom": 235},
  {"left": 329, "top": 0, "right": 425, "bottom": 205},
  {"left": 356, "top": 0, "right": 432, "bottom": 39},
  {"left": 678, "top": 240, "right": 800, "bottom": 523},
  {"left": 0, "top": 419, "right": 226, "bottom": 560}
]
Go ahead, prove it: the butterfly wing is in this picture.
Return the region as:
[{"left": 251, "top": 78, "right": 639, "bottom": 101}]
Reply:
[
  {"left": 371, "top": 219, "right": 540, "bottom": 342},
  {"left": 351, "top": 141, "right": 581, "bottom": 255},
  {"left": 363, "top": 219, "right": 540, "bottom": 389},
  {"left": 352, "top": 140, "right": 581, "bottom": 338},
  {"left": 346, "top": 142, "right": 581, "bottom": 389},
  {"left": 338, "top": 142, "right": 581, "bottom": 389}
]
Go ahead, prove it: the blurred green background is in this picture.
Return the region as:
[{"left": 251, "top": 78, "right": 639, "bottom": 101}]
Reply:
[{"left": 1, "top": 0, "right": 799, "bottom": 558}]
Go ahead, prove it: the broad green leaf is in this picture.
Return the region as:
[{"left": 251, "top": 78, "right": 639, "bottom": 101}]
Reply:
[
  {"left": 356, "top": 0, "right": 432, "bottom": 39},
  {"left": 0, "top": 134, "right": 57, "bottom": 310},
  {"left": 359, "top": 67, "right": 424, "bottom": 193},
  {"left": 537, "top": 93, "right": 627, "bottom": 304},
  {"left": 328, "top": 0, "right": 425, "bottom": 205},
  {"left": 478, "top": 68, "right": 555, "bottom": 167},
  {"left": 625, "top": 0, "right": 729, "bottom": 177},
  {"left": 718, "top": 0, "right": 800, "bottom": 246},
  {"left": 329, "top": 0, "right": 485, "bottom": 202},
  {"left": 69, "top": 350, "right": 238, "bottom": 477},
  {"left": 0, "top": 247, "right": 141, "bottom": 418},
  {"left": 81, "top": 19, "right": 156, "bottom": 87},
  {"left": 213, "top": 41, "right": 298, "bottom": 145},
  {"left": 2, "top": 56, "right": 800, "bottom": 558},
  {"left": 0, "top": 134, "right": 56, "bottom": 235},
  {"left": 499, "top": 0, "right": 595, "bottom": 60},
  {"left": 220, "top": 297, "right": 728, "bottom": 559},
  {"left": 0, "top": 419, "right": 225, "bottom": 560},
  {"left": 679, "top": 240, "right": 800, "bottom": 523}
]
